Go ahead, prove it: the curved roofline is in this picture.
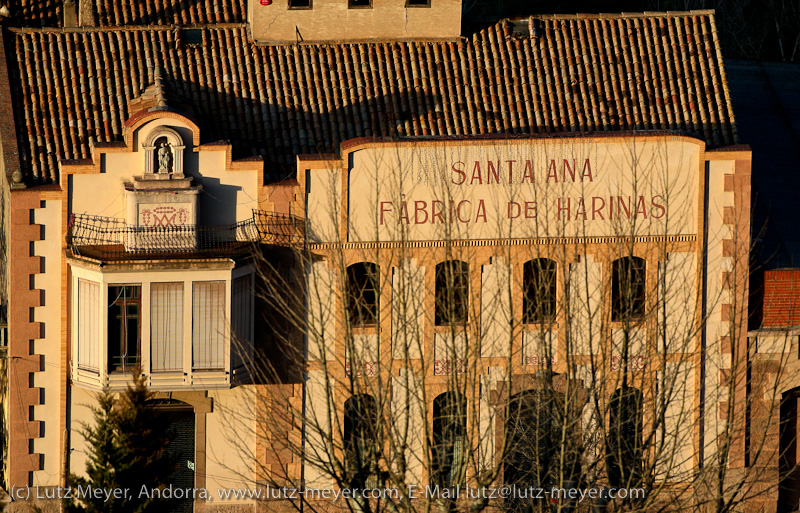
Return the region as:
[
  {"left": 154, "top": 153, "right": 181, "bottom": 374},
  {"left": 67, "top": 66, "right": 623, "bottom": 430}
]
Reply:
[{"left": 340, "top": 130, "right": 708, "bottom": 154}]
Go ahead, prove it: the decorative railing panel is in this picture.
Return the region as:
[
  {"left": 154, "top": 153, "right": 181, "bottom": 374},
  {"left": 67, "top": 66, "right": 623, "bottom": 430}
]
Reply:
[{"left": 67, "top": 210, "right": 304, "bottom": 260}]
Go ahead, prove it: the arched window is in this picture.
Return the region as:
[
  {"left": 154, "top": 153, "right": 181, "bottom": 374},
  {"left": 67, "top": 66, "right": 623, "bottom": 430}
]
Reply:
[
  {"left": 344, "top": 394, "right": 379, "bottom": 488},
  {"left": 347, "top": 262, "right": 380, "bottom": 326},
  {"left": 523, "top": 258, "right": 557, "bottom": 323},
  {"left": 432, "top": 392, "right": 467, "bottom": 487},
  {"left": 612, "top": 257, "right": 646, "bottom": 321},
  {"left": 435, "top": 261, "right": 469, "bottom": 325},
  {"left": 606, "top": 387, "right": 644, "bottom": 487},
  {"left": 504, "top": 389, "right": 579, "bottom": 512}
]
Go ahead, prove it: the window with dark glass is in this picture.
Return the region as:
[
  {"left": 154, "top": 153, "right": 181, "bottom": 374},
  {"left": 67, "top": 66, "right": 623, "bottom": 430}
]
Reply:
[
  {"left": 432, "top": 392, "right": 467, "bottom": 487},
  {"left": 107, "top": 285, "right": 141, "bottom": 372},
  {"left": 435, "top": 261, "right": 469, "bottom": 326},
  {"left": 348, "top": 0, "right": 371, "bottom": 7},
  {"left": 347, "top": 262, "right": 380, "bottom": 326},
  {"left": 288, "top": 0, "right": 312, "bottom": 8},
  {"left": 405, "top": 0, "right": 430, "bottom": 6},
  {"left": 523, "top": 259, "right": 557, "bottom": 323},
  {"left": 344, "top": 394, "right": 380, "bottom": 489},
  {"left": 612, "top": 257, "right": 646, "bottom": 321},
  {"left": 607, "top": 387, "right": 644, "bottom": 487}
]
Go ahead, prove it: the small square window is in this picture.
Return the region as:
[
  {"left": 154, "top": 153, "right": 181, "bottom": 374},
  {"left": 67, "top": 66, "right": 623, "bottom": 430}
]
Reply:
[
  {"left": 289, "top": 0, "right": 312, "bottom": 9},
  {"left": 406, "top": 0, "right": 430, "bottom": 6},
  {"left": 181, "top": 28, "right": 204, "bottom": 46},
  {"left": 348, "top": 0, "right": 372, "bottom": 8}
]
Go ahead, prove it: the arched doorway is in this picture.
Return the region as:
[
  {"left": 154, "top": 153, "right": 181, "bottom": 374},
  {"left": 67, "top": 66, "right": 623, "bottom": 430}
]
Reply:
[
  {"left": 504, "top": 389, "right": 580, "bottom": 512},
  {"left": 779, "top": 387, "right": 800, "bottom": 512}
]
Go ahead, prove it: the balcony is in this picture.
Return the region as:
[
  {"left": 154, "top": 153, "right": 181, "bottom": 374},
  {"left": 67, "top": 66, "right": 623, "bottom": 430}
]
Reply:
[{"left": 66, "top": 210, "right": 304, "bottom": 262}]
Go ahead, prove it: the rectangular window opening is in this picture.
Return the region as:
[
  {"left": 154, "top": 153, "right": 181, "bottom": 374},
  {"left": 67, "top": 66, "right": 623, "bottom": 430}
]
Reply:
[
  {"left": 349, "top": 0, "right": 372, "bottom": 8},
  {"left": 192, "top": 281, "right": 226, "bottom": 371},
  {"left": 406, "top": 0, "right": 430, "bottom": 6},
  {"left": 151, "top": 282, "right": 184, "bottom": 373},
  {"left": 107, "top": 285, "right": 141, "bottom": 373},
  {"left": 289, "top": 0, "right": 312, "bottom": 8},
  {"left": 181, "top": 28, "right": 204, "bottom": 46}
]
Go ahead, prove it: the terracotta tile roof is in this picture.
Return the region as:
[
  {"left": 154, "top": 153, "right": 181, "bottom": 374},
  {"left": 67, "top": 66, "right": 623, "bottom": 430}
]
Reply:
[
  {"left": 93, "top": 0, "right": 246, "bottom": 27},
  {"left": 7, "top": 11, "right": 738, "bottom": 183},
  {"left": 0, "top": 0, "right": 247, "bottom": 27},
  {"left": 0, "top": 0, "right": 62, "bottom": 27}
]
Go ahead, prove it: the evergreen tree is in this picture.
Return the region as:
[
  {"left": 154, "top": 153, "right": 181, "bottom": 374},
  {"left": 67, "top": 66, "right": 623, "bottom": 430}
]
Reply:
[{"left": 67, "top": 374, "right": 175, "bottom": 513}]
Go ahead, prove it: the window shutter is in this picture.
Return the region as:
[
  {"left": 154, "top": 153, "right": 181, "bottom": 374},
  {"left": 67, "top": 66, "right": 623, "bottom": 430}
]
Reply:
[
  {"left": 151, "top": 282, "right": 184, "bottom": 372},
  {"left": 192, "top": 281, "right": 225, "bottom": 370},
  {"left": 78, "top": 279, "right": 100, "bottom": 371}
]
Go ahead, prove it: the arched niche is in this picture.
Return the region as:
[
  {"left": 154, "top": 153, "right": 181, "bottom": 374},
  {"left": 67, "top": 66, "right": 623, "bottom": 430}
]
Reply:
[{"left": 143, "top": 126, "right": 186, "bottom": 178}]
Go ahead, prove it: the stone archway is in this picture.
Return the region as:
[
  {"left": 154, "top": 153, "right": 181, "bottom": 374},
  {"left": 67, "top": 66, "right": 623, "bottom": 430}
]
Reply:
[
  {"left": 142, "top": 125, "right": 186, "bottom": 178},
  {"left": 491, "top": 373, "right": 589, "bottom": 513}
]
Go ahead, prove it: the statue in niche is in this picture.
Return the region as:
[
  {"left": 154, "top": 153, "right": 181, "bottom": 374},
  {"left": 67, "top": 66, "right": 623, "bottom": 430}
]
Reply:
[{"left": 156, "top": 138, "right": 173, "bottom": 174}]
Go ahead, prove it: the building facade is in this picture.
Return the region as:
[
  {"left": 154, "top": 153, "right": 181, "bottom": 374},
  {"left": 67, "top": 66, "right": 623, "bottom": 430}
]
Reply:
[{"left": 1, "top": 1, "right": 792, "bottom": 511}]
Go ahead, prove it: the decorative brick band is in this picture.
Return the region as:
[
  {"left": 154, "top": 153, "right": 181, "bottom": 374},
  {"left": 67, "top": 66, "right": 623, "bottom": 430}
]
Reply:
[{"left": 309, "top": 234, "right": 697, "bottom": 251}]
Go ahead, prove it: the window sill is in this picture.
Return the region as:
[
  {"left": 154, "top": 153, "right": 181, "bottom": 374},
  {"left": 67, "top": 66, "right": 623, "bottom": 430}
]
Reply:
[
  {"left": 522, "top": 321, "right": 560, "bottom": 329},
  {"left": 609, "top": 318, "right": 646, "bottom": 329}
]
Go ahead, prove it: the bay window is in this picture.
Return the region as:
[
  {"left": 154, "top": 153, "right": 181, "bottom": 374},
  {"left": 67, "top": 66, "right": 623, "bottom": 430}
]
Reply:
[{"left": 70, "top": 266, "right": 254, "bottom": 391}]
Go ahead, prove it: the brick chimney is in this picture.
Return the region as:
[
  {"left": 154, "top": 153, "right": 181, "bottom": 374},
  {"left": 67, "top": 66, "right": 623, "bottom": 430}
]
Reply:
[{"left": 762, "top": 269, "right": 800, "bottom": 327}]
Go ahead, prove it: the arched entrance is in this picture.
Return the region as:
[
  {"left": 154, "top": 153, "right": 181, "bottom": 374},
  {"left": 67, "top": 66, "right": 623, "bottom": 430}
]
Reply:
[
  {"left": 504, "top": 388, "right": 581, "bottom": 512},
  {"left": 779, "top": 387, "right": 800, "bottom": 512}
]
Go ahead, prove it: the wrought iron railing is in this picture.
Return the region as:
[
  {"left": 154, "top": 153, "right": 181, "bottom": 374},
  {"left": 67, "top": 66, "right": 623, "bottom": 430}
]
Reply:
[{"left": 67, "top": 210, "right": 304, "bottom": 261}]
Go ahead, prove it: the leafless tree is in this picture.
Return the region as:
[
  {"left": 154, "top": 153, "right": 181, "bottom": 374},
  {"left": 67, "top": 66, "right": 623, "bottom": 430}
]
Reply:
[{"left": 217, "top": 135, "right": 792, "bottom": 513}]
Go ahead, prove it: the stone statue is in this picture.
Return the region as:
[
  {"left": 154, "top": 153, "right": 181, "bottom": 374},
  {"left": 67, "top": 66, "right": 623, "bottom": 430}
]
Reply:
[{"left": 157, "top": 141, "right": 173, "bottom": 174}]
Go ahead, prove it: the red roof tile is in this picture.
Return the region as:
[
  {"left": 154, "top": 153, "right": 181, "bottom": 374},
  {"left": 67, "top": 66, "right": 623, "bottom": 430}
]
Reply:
[
  {"left": 0, "top": 0, "right": 62, "bottom": 27},
  {"left": 7, "top": 11, "right": 738, "bottom": 183},
  {"left": 94, "top": 0, "right": 246, "bottom": 27},
  {"left": 0, "top": 0, "right": 247, "bottom": 27}
]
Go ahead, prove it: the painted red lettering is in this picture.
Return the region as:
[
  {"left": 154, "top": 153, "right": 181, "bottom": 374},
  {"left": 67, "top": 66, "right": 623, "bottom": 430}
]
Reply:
[
  {"left": 525, "top": 201, "right": 537, "bottom": 219},
  {"left": 414, "top": 200, "right": 428, "bottom": 224},
  {"left": 451, "top": 161, "right": 466, "bottom": 185},
  {"left": 380, "top": 201, "right": 392, "bottom": 225}
]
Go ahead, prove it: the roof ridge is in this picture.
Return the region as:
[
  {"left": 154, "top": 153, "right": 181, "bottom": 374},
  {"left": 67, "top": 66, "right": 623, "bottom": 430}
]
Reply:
[
  {"left": 8, "top": 22, "right": 247, "bottom": 34},
  {"left": 527, "top": 9, "right": 715, "bottom": 20}
]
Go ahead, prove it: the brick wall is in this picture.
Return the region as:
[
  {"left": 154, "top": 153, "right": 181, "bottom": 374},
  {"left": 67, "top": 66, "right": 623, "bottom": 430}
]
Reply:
[{"left": 762, "top": 269, "right": 800, "bottom": 327}]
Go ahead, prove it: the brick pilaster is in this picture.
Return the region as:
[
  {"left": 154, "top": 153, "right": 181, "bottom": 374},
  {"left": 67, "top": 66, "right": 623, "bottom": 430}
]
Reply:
[{"left": 7, "top": 189, "right": 45, "bottom": 486}]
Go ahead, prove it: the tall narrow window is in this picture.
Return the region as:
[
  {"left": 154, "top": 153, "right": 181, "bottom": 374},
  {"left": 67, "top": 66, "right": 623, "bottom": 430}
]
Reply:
[
  {"left": 347, "top": 263, "right": 380, "bottom": 326},
  {"left": 432, "top": 392, "right": 467, "bottom": 487},
  {"left": 435, "top": 261, "right": 469, "bottom": 325},
  {"left": 108, "top": 285, "right": 141, "bottom": 372},
  {"left": 607, "top": 387, "right": 644, "bottom": 486},
  {"left": 151, "top": 282, "right": 184, "bottom": 372},
  {"left": 612, "top": 257, "right": 646, "bottom": 321},
  {"left": 78, "top": 279, "right": 100, "bottom": 371},
  {"left": 192, "top": 281, "right": 225, "bottom": 370},
  {"left": 344, "top": 394, "right": 380, "bottom": 488},
  {"left": 523, "top": 259, "right": 557, "bottom": 323}
]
